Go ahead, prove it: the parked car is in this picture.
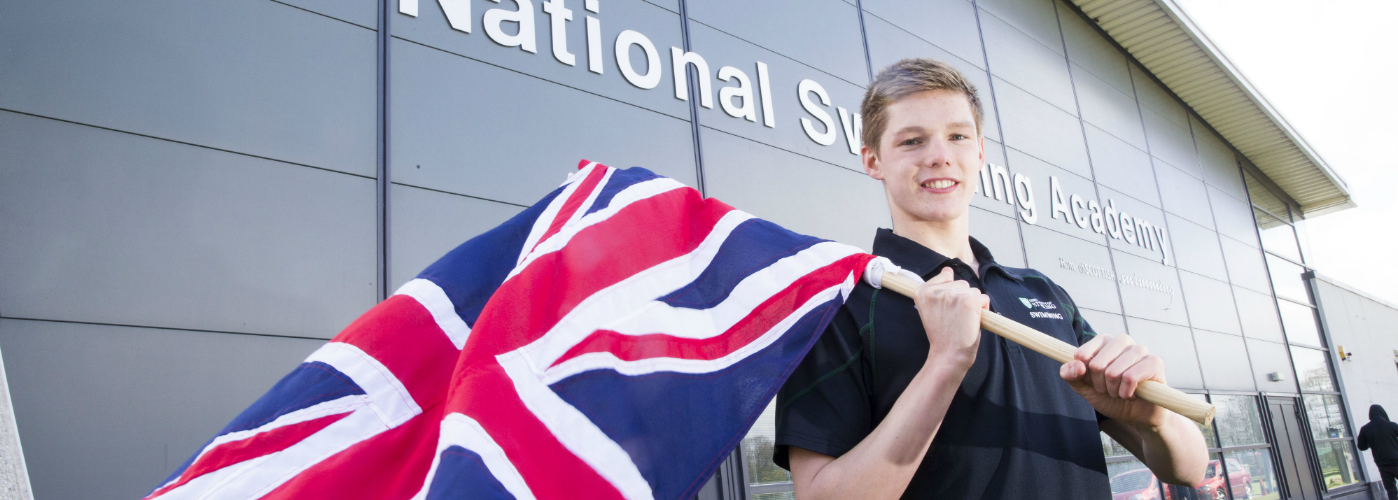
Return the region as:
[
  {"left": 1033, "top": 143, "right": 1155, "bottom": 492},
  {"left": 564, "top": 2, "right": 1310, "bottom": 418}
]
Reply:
[
  {"left": 1197, "top": 459, "right": 1252, "bottom": 500},
  {"left": 1111, "top": 469, "right": 1163, "bottom": 500}
]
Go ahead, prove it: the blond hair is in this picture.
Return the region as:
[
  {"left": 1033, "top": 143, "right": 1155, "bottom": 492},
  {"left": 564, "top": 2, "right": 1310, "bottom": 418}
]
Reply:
[{"left": 861, "top": 58, "right": 984, "bottom": 154}]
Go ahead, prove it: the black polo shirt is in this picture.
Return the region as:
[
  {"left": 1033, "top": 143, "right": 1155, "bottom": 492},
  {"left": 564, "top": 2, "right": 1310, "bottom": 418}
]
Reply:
[{"left": 774, "top": 229, "right": 1111, "bottom": 499}]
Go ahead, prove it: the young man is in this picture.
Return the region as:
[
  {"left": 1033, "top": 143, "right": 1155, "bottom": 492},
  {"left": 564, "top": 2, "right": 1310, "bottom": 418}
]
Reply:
[
  {"left": 1358, "top": 404, "right": 1398, "bottom": 500},
  {"left": 773, "top": 58, "right": 1208, "bottom": 499}
]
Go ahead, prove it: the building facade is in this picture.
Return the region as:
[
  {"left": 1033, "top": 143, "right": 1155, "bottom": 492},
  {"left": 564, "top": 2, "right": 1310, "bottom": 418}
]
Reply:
[{"left": 0, "top": 0, "right": 1373, "bottom": 498}]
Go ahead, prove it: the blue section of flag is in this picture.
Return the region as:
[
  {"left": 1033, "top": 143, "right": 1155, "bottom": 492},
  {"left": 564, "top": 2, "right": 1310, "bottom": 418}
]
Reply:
[
  {"left": 425, "top": 447, "right": 518, "bottom": 500},
  {"left": 584, "top": 167, "right": 660, "bottom": 216},
  {"left": 548, "top": 297, "right": 844, "bottom": 500},
  {"left": 659, "top": 219, "right": 825, "bottom": 310}
]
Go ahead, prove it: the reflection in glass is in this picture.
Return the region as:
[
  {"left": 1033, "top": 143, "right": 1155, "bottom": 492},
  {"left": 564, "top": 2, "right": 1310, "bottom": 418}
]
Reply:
[
  {"left": 1291, "top": 347, "right": 1336, "bottom": 392},
  {"left": 1316, "top": 441, "right": 1362, "bottom": 490},
  {"left": 1108, "top": 458, "right": 1165, "bottom": 500},
  {"left": 1102, "top": 432, "right": 1134, "bottom": 458},
  {"left": 1213, "top": 395, "right": 1266, "bottom": 448},
  {"left": 1194, "top": 394, "right": 1220, "bottom": 449},
  {"left": 742, "top": 399, "right": 792, "bottom": 486},
  {"left": 1266, "top": 255, "right": 1309, "bottom": 305},
  {"left": 1293, "top": 219, "right": 1314, "bottom": 265},
  {"left": 1305, "top": 394, "right": 1349, "bottom": 440},
  {"left": 1255, "top": 208, "right": 1302, "bottom": 263},
  {"left": 751, "top": 493, "right": 795, "bottom": 500},
  {"left": 1277, "top": 300, "right": 1322, "bottom": 347},
  {"left": 1198, "top": 453, "right": 1243, "bottom": 500},
  {"left": 1226, "top": 449, "right": 1281, "bottom": 500}
]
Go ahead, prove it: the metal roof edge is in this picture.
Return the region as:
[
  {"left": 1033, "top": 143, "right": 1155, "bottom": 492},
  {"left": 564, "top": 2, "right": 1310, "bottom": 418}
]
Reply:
[{"left": 1152, "top": 0, "right": 1353, "bottom": 206}]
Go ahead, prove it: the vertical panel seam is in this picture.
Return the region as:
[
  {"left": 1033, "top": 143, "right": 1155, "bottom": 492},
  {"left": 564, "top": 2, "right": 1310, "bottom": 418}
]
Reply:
[
  {"left": 677, "top": 0, "right": 706, "bottom": 197},
  {"left": 377, "top": 0, "right": 392, "bottom": 302},
  {"left": 854, "top": 0, "right": 874, "bottom": 83},
  {"left": 970, "top": 1, "right": 1031, "bottom": 274}
]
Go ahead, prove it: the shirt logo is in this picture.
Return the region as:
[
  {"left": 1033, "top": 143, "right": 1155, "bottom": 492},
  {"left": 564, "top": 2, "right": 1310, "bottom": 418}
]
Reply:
[{"left": 1019, "top": 297, "right": 1064, "bottom": 320}]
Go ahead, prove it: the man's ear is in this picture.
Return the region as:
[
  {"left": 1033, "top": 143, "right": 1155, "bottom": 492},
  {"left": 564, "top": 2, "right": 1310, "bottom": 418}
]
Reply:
[{"left": 862, "top": 146, "right": 884, "bottom": 180}]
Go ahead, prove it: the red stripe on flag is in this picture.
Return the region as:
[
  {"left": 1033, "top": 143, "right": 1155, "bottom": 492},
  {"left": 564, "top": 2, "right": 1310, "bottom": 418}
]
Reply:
[
  {"left": 530, "top": 164, "right": 608, "bottom": 255},
  {"left": 549, "top": 255, "right": 869, "bottom": 365},
  {"left": 463, "top": 188, "right": 735, "bottom": 364},
  {"left": 143, "top": 411, "right": 354, "bottom": 499},
  {"left": 454, "top": 359, "right": 626, "bottom": 500},
  {"left": 261, "top": 406, "right": 443, "bottom": 500},
  {"left": 331, "top": 295, "right": 460, "bottom": 409}
]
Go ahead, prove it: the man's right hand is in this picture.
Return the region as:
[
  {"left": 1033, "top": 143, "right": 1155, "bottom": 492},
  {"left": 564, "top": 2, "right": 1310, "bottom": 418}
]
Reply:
[{"left": 912, "top": 267, "right": 989, "bottom": 371}]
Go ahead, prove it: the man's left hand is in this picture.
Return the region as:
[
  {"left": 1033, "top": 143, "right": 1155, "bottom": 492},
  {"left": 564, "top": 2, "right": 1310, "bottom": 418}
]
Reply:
[{"left": 1059, "top": 333, "right": 1169, "bottom": 429}]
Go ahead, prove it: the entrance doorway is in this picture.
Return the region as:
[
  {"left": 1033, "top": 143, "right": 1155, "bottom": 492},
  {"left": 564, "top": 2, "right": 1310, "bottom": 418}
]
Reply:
[{"left": 1267, "top": 397, "right": 1320, "bottom": 500}]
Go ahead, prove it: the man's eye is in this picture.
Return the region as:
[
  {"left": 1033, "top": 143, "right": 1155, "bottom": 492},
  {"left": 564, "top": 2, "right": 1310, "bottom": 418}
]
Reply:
[
  {"left": 951, "top": 134, "right": 967, "bottom": 140},
  {"left": 901, "top": 138, "right": 920, "bottom": 146}
]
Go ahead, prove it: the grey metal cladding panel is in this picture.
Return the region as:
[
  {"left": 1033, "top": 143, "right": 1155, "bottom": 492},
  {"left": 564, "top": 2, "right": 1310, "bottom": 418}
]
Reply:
[
  {"left": 1020, "top": 224, "right": 1122, "bottom": 314},
  {"left": 1210, "top": 186, "right": 1259, "bottom": 248},
  {"left": 1070, "top": 64, "right": 1146, "bottom": 150},
  {"left": 973, "top": 140, "right": 1018, "bottom": 217},
  {"left": 980, "top": 12, "right": 1077, "bottom": 115},
  {"left": 278, "top": 0, "right": 379, "bottom": 29},
  {"left": 1142, "top": 107, "right": 1202, "bottom": 178},
  {"left": 1234, "top": 285, "right": 1284, "bottom": 343},
  {"left": 1112, "top": 250, "right": 1188, "bottom": 326},
  {"left": 1084, "top": 124, "right": 1159, "bottom": 208},
  {"left": 0, "top": 319, "right": 324, "bottom": 500},
  {"left": 1246, "top": 338, "right": 1298, "bottom": 393},
  {"left": 1079, "top": 308, "right": 1126, "bottom": 338},
  {"left": 1005, "top": 148, "right": 1107, "bottom": 246},
  {"left": 390, "top": 39, "right": 697, "bottom": 205},
  {"left": 1123, "top": 317, "right": 1204, "bottom": 390},
  {"left": 1056, "top": 0, "right": 1132, "bottom": 95},
  {"left": 1192, "top": 117, "right": 1248, "bottom": 199},
  {"left": 1193, "top": 329, "right": 1256, "bottom": 391},
  {"left": 393, "top": 0, "right": 689, "bottom": 120},
  {"left": 976, "top": 0, "right": 1064, "bottom": 56},
  {"left": 860, "top": 0, "right": 985, "bottom": 69},
  {"left": 0, "top": 0, "right": 376, "bottom": 177},
  {"left": 993, "top": 78, "right": 1091, "bottom": 178},
  {"left": 1098, "top": 185, "right": 1168, "bottom": 263},
  {"left": 1130, "top": 63, "right": 1189, "bottom": 128},
  {"left": 686, "top": 0, "right": 867, "bottom": 86},
  {"left": 701, "top": 131, "right": 889, "bottom": 252},
  {"left": 863, "top": 15, "right": 1001, "bottom": 142},
  {"left": 640, "top": 0, "right": 680, "bottom": 13},
  {"left": 1179, "top": 271, "right": 1241, "bottom": 336},
  {"left": 1155, "top": 161, "right": 1215, "bottom": 230},
  {"left": 1166, "top": 214, "right": 1226, "bottom": 279},
  {"left": 1220, "top": 235, "right": 1271, "bottom": 295},
  {"left": 390, "top": 184, "right": 525, "bottom": 290},
  {"left": 687, "top": 23, "right": 866, "bottom": 172},
  {"left": 968, "top": 207, "right": 1026, "bottom": 269},
  {"left": 0, "top": 112, "right": 377, "bottom": 339}
]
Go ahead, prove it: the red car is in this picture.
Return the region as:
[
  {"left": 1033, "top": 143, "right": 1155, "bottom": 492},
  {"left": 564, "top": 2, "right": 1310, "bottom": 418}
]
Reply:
[
  {"left": 1196, "top": 458, "right": 1252, "bottom": 500},
  {"left": 1111, "top": 469, "right": 1163, "bottom": 500}
]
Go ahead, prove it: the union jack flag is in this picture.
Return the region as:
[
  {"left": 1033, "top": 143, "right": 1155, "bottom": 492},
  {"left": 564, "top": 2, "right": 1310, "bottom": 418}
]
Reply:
[{"left": 145, "top": 160, "right": 878, "bottom": 500}]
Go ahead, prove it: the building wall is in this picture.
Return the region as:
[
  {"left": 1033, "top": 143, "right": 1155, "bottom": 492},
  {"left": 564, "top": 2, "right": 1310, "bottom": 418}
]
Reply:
[
  {"left": 0, "top": 0, "right": 1296, "bottom": 498},
  {"left": 1314, "top": 275, "right": 1398, "bottom": 496}
]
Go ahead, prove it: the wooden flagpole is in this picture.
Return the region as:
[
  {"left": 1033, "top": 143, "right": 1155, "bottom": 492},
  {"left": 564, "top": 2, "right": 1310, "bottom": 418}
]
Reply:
[{"left": 879, "top": 272, "right": 1216, "bottom": 426}]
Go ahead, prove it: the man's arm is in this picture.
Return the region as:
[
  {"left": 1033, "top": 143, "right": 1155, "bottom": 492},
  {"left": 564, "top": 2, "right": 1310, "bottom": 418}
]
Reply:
[
  {"left": 1060, "top": 334, "right": 1208, "bottom": 486},
  {"left": 789, "top": 267, "right": 986, "bottom": 500}
]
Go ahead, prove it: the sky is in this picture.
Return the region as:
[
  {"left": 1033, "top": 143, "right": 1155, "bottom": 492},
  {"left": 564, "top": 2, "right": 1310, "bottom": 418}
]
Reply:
[{"left": 1172, "top": 0, "right": 1398, "bottom": 305}]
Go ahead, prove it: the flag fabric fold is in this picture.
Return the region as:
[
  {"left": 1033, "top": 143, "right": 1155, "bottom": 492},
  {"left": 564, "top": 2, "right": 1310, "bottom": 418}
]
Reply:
[{"left": 146, "top": 160, "right": 876, "bottom": 500}]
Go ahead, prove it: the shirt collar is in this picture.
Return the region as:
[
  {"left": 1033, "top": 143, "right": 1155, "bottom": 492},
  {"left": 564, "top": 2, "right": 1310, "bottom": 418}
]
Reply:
[{"left": 870, "top": 228, "right": 1023, "bottom": 283}]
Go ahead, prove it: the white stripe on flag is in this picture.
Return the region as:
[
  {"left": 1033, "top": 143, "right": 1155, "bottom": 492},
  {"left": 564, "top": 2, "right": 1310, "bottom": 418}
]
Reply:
[
  {"left": 305, "top": 342, "right": 421, "bottom": 426},
  {"left": 498, "top": 351, "right": 655, "bottom": 500},
  {"left": 182, "top": 395, "right": 364, "bottom": 472},
  {"left": 506, "top": 175, "right": 689, "bottom": 282},
  {"left": 155, "top": 408, "right": 389, "bottom": 500},
  {"left": 410, "top": 413, "right": 538, "bottom": 500},
  {"left": 518, "top": 162, "right": 601, "bottom": 266},
  {"left": 518, "top": 210, "right": 755, "bottom": 367},
  {"left": 541, "top": 274, "right": 856, "bottom": 385},
  {"left": 394, "top": 278, "right": 472, "bottom": 349}
]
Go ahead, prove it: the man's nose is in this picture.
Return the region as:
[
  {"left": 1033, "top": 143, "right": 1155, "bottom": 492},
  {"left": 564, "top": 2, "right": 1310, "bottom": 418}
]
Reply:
[{"left": 920, "top": 140, "right": 952, "bottom": 168}]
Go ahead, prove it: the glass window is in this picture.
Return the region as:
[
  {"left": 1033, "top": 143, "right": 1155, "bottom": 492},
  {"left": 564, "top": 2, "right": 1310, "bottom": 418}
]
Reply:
[
  {"left": 1107, "top": 459, "right": 1163, "bottom": 499},
  {"left": 1255, "top": 207, "right": 1302, "bottom": 263},
  {"left": 1316, "top": 441, "right": 1362, "bottom": 490},
  {"left": 1213, "top": 395, "right": 1267, "bottom": 448},
  {"left": 1266, "top": 255, "right": 1310, "bottom": 304},
  {"left": 1291, "top": 346, "right": 1336, "bottom": 392},
  {"left": 1198, "top": 452, "right": 1236, "bottom": 499},
  {"left": 751, "top": 493, "right": 795, "bottom": 500},
  {"left": 1226, "top": 449, "right": 1280, "bottom": 500},
  {"left": 1305, "top": 394, "right": 1350, "bottom": 440},
  {"left": 1278, "top": 300, "right": 1322, "bottom": 347},
  {"left": 1193, "top": 394, "right": 1220, "bottom": 449},
  {"left": 742, "top": 399, "right": 791, "bottom": 487},
  {"left": 1293, "top": 219, "right": 1315, "bottom": 265}
]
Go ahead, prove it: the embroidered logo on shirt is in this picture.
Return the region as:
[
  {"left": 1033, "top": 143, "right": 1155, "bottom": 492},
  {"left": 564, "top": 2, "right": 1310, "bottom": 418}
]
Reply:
[{"left": 1019, "top": 297, "right": 1064, "bottom": 319}]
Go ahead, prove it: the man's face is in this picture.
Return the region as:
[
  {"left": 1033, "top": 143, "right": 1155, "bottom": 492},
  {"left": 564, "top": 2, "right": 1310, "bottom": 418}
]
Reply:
[{"left": 863, "top": 90, "right": 984, "bottom": 226}]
